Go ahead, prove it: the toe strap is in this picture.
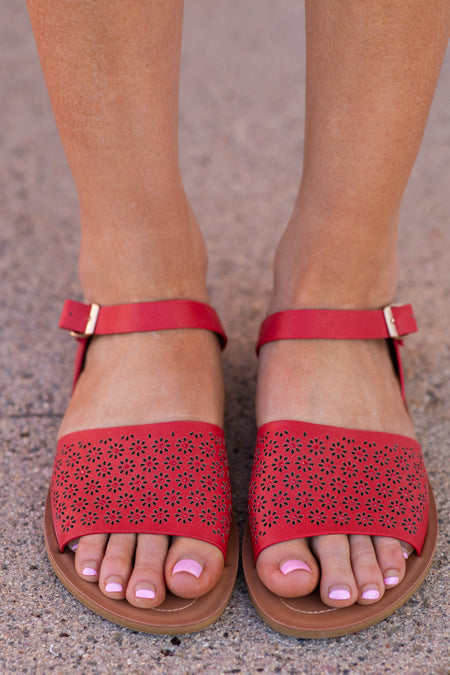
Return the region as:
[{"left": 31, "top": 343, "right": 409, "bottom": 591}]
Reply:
[
  {"left": 51, "top": 421, "right": 232, "bottom": 558},
  {"left": 248, "top": 421, "right": 429, "bottom": 560}
]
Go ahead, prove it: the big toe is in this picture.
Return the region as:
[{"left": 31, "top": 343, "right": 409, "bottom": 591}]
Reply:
[
  {"left": 165, "top": 537, "right": 224, "bottom": 598},
  {"left": 256, "top": 538, "right": 319, "bottom": 597}
]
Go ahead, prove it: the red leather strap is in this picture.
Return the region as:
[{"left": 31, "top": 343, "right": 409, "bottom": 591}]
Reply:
[
  {"left": 256, "top": 305, "right": 417, "bottom": 353},
  {"left": 59, "top": 299, "right": 227, "bottom": 348},
  {"left": 249, "top": 420, "right": 428, "bottom": 559},
  {"left": 51, "top": 421, "right": 232, "bottom": 557}
]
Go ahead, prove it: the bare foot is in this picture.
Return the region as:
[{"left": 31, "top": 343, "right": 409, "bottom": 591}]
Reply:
[
  {"left": 255, "top": 333, "right": 415, "bottom": 607},
  {"left": 58, "top": 321, "right": 227, "bottom": 608}
]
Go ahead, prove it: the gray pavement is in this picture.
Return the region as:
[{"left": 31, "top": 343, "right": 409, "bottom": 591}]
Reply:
[{"left": 1, "top": 2, "right": 449, "bottom": 673}]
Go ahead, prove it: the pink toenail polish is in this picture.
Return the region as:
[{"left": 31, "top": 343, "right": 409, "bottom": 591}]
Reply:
[
  {"left": 135, "top": 588, "right": 156, "bottom": 599},
  {"left": 105, "top": 582, "right": 123, "bottom": 593},
  {"left": 172, "top": 559, "right": 203, "bottom": 578},
  {"left": 403, "top": 551, "right": 410, "bottom": 560},
  {"left": 384, "top": 576, "right": 399, "bottom": 586},
  {"left": 329, "top": 589, "right": 351, "bottom": 600},
  {"left": 280, "top": 560, "right": 312, "bottom": 575},
  {"left": 82, "top": 567, "right": 97, "bottom": 576},
  {"left": 362, "top": 589, "right": 380, "bottom": 600}
]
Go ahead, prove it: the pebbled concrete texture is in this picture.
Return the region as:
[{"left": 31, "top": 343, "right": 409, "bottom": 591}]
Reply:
[{"left": 0, "top": 1, "right": 449, "bottom": 673}]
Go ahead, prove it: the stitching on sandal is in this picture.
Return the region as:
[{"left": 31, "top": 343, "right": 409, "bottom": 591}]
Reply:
[
  {"left": 278, "top": 597, "right": 339, "bottom": 615},
  {"left": 152, "top": 598, "right": 198, "bottom": 613}
]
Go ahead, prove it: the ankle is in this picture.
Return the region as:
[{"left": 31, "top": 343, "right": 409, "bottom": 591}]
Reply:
[
  {"left": 270, "top": 214, "right": 399, "bottom": 313},
  {"left": 269, "top": 273, "right": 398, "bottom": 314},
  {"left": 78, "top": 203, "right": 210, "bottom": 305}
]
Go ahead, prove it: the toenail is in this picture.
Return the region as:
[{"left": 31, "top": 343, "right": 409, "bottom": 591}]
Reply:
[
  {"left": 172, "top": 559, "right": 203, "bottom": 578},
  {"left": 105, "top": 582, "right": 123, "bottom": 593},
  {"left": 280, "top": 559, "right": 312, "bottom": 575},
  {"left": 384, "top": 575, "right": 400, "bottom": 586},
  {"left": 329, "top": 588, "right": 351, "bottom": 600},
  {"left": 82, "top": 567, "right": 97, "bottom": 576},
  {"left": 135, "top": 588, "right": 156, "bottom": 599},
  {"left": 362, "top": 589, "right": 380, "bottom": 600},
  {"left": 403, "top": 550, "right": 410, "bottom": 560}
]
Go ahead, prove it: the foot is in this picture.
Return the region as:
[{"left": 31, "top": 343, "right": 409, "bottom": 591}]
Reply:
[
  {"left": 255, "top": 329, "right": 415, "bottom": 607},
  {"left": 58, "top": 315, "right": 226, "bottom": 608}
]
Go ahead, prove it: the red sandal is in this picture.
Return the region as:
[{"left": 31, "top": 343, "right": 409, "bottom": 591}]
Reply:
[
  {"left": 242, "top": 304, "right": 437, "bottom": 638},
  {"left": 44, "top": 299, "right": 238, "bottom": 634}
]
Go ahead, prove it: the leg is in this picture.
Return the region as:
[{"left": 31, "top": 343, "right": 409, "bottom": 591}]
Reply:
[
  {"left": 28, "top": 0, "right": 225, "bottom": 606},
  {"left": 256, "top": 0, "right": 449, "bottom": 606}
]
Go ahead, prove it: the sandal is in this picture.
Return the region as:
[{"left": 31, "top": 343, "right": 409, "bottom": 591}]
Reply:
[
  {"left": 242, "top": 304, "right": 437, "bottom": 638},
  {"left": 44, "top": 299, "right": 239, "bottom": 634}
]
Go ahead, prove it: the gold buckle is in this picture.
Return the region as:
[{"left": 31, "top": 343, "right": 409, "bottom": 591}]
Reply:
[
  {"left": 70, "top": 303, "right": 100, "bottom": 338},
  {"left": 383, "top": 305, "right": 400, "bottom": 339}
]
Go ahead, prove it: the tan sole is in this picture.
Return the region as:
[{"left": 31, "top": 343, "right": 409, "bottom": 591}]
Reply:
[
  {"left": 242, "top": 482, "right": 437, "bottom": 639},
  {"left": 44, "top": 491, "right": 239, "bottom": 634}
]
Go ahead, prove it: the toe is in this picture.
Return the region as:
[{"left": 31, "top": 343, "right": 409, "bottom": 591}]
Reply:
[
  {"left": 125, "top": 534, "right": 169, "bottom": 607},
  {"left": 98, "top": 533, "right": 136, "bottom": 599},
  {"left": 400, "top": 541, "right": 414, "bottom": 561},
  {"left": 75, "top": 533, "right": 108, "bottom": 582},
  {"left": 165, "top": 537, "right": 224, "bottom": 598},
  {"left": 312, "top": 535, "right": 358, "bottom": 607},
  {"left": 373, "top": 536, "right": 406, "bottom": 589},
  {"left": 349, "top": 535, "right": 384, "bottom": 604},
  {"left": 256, "top": 538, "right": 319, "bottom": 598}
]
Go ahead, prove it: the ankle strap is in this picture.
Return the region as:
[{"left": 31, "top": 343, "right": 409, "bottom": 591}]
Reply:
[
  {"left": 257, "top": 304, "right": 417, "bottom": 353},
  {"left": 60, "top": 299, "right": 227, "bottom": 348}
]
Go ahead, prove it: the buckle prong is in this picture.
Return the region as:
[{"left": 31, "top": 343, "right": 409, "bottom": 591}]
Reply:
[
  {"left": 383, "top": 305, "right": 400, "bottom": 339},
  {"left": 70, "top": 303, "right": 100, "bottom": 338}
]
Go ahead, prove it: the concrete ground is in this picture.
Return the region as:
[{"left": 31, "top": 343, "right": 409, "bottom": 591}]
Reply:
[{"left": 1, "top": 2, "right": 449, "bottom": 673}]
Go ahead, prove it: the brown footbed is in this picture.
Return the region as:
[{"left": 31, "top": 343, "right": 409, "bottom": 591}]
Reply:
[
  {"left": 242, "top": 481, "right": 437, "bottom": 638},
  {"left": 44, "top": 491, "right": 239, "bottom": 634}
]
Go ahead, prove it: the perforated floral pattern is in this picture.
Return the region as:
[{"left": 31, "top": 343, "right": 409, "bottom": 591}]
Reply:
[
  {"left": 51, "top": 421, "right": 232, "bottom": 556},
  {"left": 248, "top": 421, "right": 428, "bottom": 559}
]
